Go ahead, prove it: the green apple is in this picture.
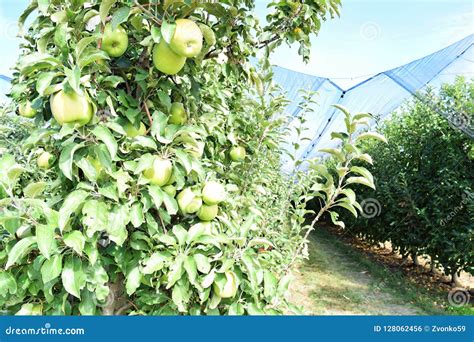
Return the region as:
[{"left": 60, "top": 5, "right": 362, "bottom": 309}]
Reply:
[
  {"left": 37, "top": 151, "right": 53, "bottom": 169},
  {"left": 163, "top": 185, "right": 177, "bottom": 197},
  {"left": 143, "top": 157, "right": 173, "bottom": 186},
  {"left": 177, "top": 188, "right": 202, "bottom": 214},
  {"left": 168, "top": 102, "right": 187, "bottom": 125},
  {"left": 213, "top": 271, "right": 238, "bottom": 298},
  {"left": 166, "top": 171, "right": 176, "bottom": 185},
  {"left": 50, "top": 90, "right": 94, "bottom": 126},
  {"left": 124, "top": 121, "right": 146, "bottom": 137},
  {"left": 198, "top": 204, "right": 218, "bottom": 221},
  {"left": 153, "top": 40, "right": 187, "bottom": 75},
  {"left": 18, "top": 101, "right": 37, "bottom": 118},
  {"left": 230, "top": 146, "right": 246, "bottom": 162},
  {"left": 169, "top": 19, "right": 203, "bottom": 58},
  {"left": 202, "top": 181, "right": 226, "bottom": 205},
  {"left": 102, "top": 24, "right": 129, "bottom": 58}
]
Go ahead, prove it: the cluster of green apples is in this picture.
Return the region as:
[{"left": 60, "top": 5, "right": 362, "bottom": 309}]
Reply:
[
  {"left": 152, "top": 19, "right": 204, "bottom": 75},
  {"left": 142, "top": 157, "right": 226, "bottom": 222},
  {"left": 17, "top": 15, "right": 208, "bottom": 124},
  {"left": 23, "top": 10, "right": 244, "bottom": 194}
]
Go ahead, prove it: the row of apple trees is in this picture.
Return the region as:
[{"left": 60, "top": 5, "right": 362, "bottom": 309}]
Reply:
[
  {"left": 339, "top": 77, "right": 473, "bottom": 284},
  {"left": 0, "top": 0, "right": 389, "bottom": 316}
]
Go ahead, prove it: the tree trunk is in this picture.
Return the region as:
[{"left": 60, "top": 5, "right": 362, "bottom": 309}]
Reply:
[
  {"left": 412, "top": 253, "right": 420, "bottom": 266},
  {"left": 430, "top": 257, "right": 437, "bottom": 274},
  {"left": 102, "top": 275, "right": 128, "bottom": 315},
  {"left": 451, "top": 272, "right": 462, "bottom": 287}
]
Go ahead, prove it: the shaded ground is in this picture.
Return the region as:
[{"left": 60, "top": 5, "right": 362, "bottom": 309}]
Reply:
[{"left": 289, "top": 227, "right": 455, "bottom": 315}]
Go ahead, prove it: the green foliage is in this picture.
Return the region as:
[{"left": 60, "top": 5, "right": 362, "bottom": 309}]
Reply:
[
  {"left": 283, "top": 105, "right": 384, "bottom": 268},
  {"left": 0, "top": 0, "right": 345, "bottom": 315},
  {"left": 341, "top": 77, "right": 474, "bottom": 277},
  {"left": 0, "top": 111, "right": 35, "bottom": 156}
]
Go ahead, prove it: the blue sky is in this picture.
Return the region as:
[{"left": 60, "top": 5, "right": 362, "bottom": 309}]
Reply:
[{"left": 0, "top": 0, "right": 473, "bottom": 88}]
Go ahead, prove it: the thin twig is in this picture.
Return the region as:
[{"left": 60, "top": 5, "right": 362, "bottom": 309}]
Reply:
[
  {"left": 134, "top": 1, "right": 162, "bottom": 26},
  {"left": 143, "top": 101, "right": 153, "bottom": 127}
]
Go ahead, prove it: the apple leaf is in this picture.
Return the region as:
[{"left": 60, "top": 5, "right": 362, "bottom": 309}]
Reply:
[
  {"left": 194, "top": 254, "right": 211, "bottom": 274},
  {"left": 58, "top": 190, "right": 89, "bottom": 232},
  {"left": 37, "top": 0, "right": 50, "bottom": 15},
  {"left": 130, "top": 202, "right": 144, "bottom": 228},
  {"left": 78, "top": 49, "right": 110, "bottom": 69},
  {"left": 54, "top": 23, "right": 68, "bottom": 49},
  {"left": 36, "top": 72, "right": 57, "bottom": 96},
  {"left": 92, "top": 126, "right": 118, "bottom": 161},
  {"left": 356, "top": 132, "right": 388, "bottom": 144},
  {"left": 82, "top": 200, "right": 109, "bottom": 238},
  {"left": 107, "top": 205, "right": 130, "bottom": 246},
  {"left": 111, "top": 6, "right": 130, "bottom": 30},
  {"left": 126, "top": 266, "right": 141, "bottom": 295},
  {"left": 19, "top": 1, "right": 38, "bottom": 32},
  {"left": 23, "top": 182, "right": 48, "bottom": 198},
  {"left": 183, "top": 255, "right": 198, "bottom": 285},
  {"left": 64, "top": 66, "right": 82, "bottom": 94},
  {"left": 63, "top": 231, "right": 85, "bottom": 256},
  {"left": 99, "top": 0, "right": 117, "bottom": 24},
  {"left": 61, "top": 256, "right": 86, "bottom": 299},
  {"left": 18, "top": 53, "right": 60, "bottom": 76},
  {"left": 0, "top": 271, "right": 17, "bottom": 295},
  {"left": 174, "top": 150, "right": 192, "bottom": 174},
  {"left": 151, "top": 26, "right": 161, "bottom": 43},
  {"left": 59, "top": 142, "right": 85, "bottom": 181},
  {"left": 148, "top": 185, "right": 164, "bottom": 210},
  {"left": 157, "top": 91, "right": 172, "bottom": 112},
  {"left": 41, "top": 254, "right": 62, "bottom": 284},
  {"left": 150, "top": 111, "right": 172, "bottom": 144},
  {"left": 161, "top": 20, "right": 176, "bottom": 44},
  {"left": 5, "top": 237, "right": 37, "bottom": 270},
  {"left": 141, "top": 252, "right": 170, "bottom": 274},
  {"left": 162, "top": 191, "right": 179, "bottom": 216},
  {"left": 36, "top": 224, "right": 56, "bottom": 259},
  {"left": 75, "top": 36, "right": 97, "bottom": 59},
  {"left": 346, "top": 176, "right": 376, "bottom": 190}
]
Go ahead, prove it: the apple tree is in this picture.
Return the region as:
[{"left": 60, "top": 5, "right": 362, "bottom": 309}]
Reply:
[{"left": 0, "top": 0, "right": 350, "bottom": 315}]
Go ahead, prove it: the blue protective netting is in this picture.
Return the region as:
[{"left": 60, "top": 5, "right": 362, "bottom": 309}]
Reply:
[
  {"left": 1, "top": 35, "right": 473, "bottom": 171},
  {"left": 273, "top": 34, "right": 474, "bottom": 172}
]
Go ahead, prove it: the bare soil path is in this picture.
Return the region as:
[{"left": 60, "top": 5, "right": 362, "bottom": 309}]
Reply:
[{"left": 288, "top": 228, "right": 452, "bottom": 315}]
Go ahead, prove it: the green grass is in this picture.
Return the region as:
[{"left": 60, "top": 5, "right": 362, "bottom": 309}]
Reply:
[{"left": 291, "top": 227, "right": 453, "bottom": 315}]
